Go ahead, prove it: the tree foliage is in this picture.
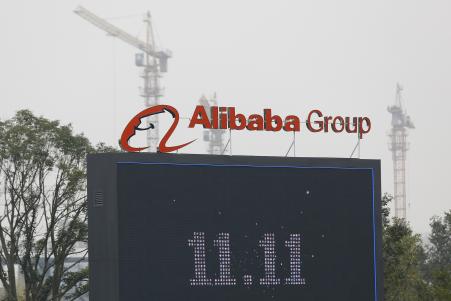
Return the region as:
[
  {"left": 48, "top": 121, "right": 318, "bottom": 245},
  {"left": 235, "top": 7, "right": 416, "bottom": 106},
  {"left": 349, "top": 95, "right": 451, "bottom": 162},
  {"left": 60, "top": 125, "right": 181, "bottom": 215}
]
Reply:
[
  {"left": 425, "top": 210, "right": 451, "bottom": 300},
  {"left": 382, "top": 194, "right": 432, "bottom": 300},
  {"left": 383, "top": 194, "right": 451, "bottom": 301},
  {"left": 0, "top": 110, "right": 112, "bottom": 301}
]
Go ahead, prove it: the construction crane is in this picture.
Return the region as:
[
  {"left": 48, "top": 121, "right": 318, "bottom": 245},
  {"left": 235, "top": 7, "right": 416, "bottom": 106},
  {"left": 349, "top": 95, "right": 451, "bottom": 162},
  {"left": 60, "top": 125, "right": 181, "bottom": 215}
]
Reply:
[
  {"left": 387, "top": 83, "right": 415, "bottom": 219},
  {"left": 74, "top": 6, "right": 171, "bottom": 152},
  {"left": 199, "top": 94, "right": 226, "bottom": 154}
]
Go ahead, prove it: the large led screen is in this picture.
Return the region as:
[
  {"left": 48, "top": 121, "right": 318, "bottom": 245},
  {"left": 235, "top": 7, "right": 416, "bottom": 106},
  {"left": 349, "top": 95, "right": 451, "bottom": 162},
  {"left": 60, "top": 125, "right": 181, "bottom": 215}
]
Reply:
[{"left": 115, "top": 160, "right": 380, "bottom": 300}]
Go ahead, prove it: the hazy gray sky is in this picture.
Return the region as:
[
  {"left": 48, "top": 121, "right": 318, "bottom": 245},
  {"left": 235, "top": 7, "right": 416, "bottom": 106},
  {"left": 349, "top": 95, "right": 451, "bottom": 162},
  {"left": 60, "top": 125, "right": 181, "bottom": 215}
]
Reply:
[{"left": 1, "top": 0, "right": 450, "bottom": 234}]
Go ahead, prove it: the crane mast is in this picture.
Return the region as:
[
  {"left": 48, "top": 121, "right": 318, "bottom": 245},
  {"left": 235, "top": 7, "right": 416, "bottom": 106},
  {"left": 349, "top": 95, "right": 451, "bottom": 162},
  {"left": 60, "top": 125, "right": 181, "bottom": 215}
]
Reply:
[
  {"left": 387, "top": 84, "right": 414, "bottom": 219},
  {"left": 199, "top": 94, "right": 226, "bottom": 154},
  {"left": 74, "top": 6, "right": 171, "bottom": 152}
]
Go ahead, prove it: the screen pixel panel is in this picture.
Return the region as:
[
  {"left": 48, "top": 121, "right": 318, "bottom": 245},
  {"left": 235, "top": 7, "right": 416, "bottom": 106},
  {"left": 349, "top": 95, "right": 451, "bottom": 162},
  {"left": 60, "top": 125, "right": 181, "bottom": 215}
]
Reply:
[{"left": 117, "top": 162, "right": 376, "bottom": 301}]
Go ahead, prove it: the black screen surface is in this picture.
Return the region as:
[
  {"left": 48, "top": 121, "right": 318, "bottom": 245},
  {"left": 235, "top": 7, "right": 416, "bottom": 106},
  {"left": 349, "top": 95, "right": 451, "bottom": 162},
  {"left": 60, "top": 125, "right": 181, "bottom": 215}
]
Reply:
[{"left": 116, "top": 162, "right": 377, "bottom": 301}]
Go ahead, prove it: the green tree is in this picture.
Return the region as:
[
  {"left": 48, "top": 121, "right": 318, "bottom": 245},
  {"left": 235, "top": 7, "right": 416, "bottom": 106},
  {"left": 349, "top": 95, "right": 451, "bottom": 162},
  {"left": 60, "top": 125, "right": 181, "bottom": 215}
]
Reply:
[
  {"left": 425, "top": 210, "right": 451, "bottom": 300},
  {"left": 0, "top": 110, "right": 113, "bottom": 301},
  {"left": 382, "top": 194, "right": 432, "bottom": 301}
]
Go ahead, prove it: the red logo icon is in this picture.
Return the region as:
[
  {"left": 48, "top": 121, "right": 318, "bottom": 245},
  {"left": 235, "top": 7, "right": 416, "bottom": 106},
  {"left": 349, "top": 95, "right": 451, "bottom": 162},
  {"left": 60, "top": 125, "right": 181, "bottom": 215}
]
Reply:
[{"left": 120, "top": 105, "right": 196, "bottom": 153}]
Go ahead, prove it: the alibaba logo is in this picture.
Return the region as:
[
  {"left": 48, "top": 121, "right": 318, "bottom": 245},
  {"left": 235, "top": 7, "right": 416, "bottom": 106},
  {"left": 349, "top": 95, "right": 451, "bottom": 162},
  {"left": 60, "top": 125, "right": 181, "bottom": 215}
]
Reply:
[
  {"left": 120, "top": 105, "right": 196, "bottom": 153},
  {"left": 121, "top": 104, "right": 372, "bottom": 153}
]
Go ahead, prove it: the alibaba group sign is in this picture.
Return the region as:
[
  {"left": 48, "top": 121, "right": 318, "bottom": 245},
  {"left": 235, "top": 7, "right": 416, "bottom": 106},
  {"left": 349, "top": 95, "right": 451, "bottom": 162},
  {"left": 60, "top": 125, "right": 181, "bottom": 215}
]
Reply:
[
  {"left": 120, "top": 105, "right": 196, "bottom": 153},
  {"left": 120, "top": 104, "right": 372, "bottom": 153}
]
